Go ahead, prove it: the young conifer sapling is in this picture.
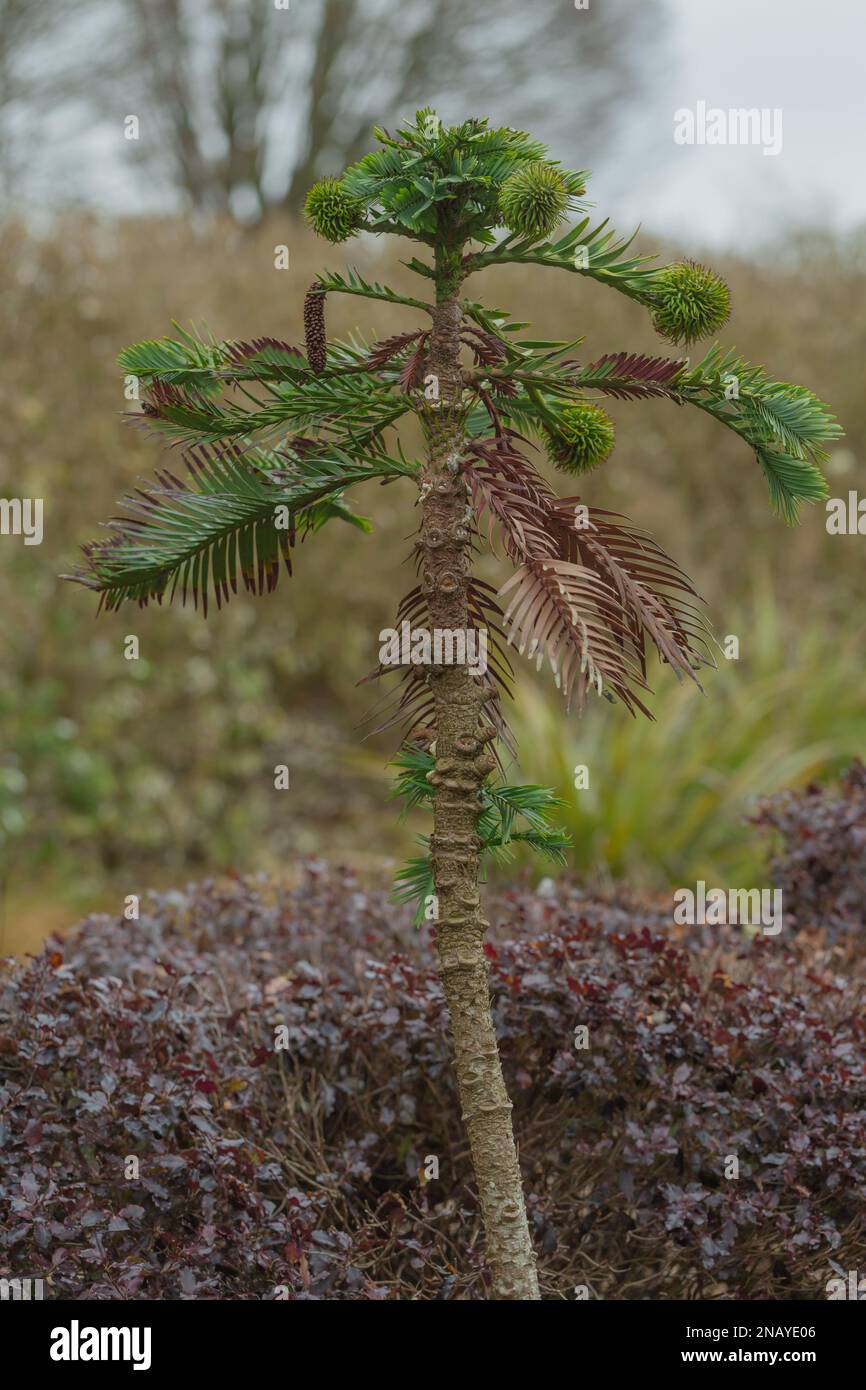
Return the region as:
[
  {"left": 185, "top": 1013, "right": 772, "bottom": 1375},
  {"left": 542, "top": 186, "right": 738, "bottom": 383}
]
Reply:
[{"left": 67, "top": 112, "right": 840, "bottom": 1300}]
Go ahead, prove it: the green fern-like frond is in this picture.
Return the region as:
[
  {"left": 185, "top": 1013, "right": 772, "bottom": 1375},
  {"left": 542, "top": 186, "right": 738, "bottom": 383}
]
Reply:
[
  {"left": 120, "top": 328, "right": 324, "bottom": 389},
  {"left": 752, "top": 448, "right": 830, "bottom": 526},
  {"left": 392, "top": 845, "right": 435, "bottom": 924},
  {"left": 390, "top": 746, "right": 570, "bottom": 918},
  {"left": 314, "top": 266, "right": 431, "bottom": 313},
  {"left": 460, "top": 326, "right": 840, "bottom": 524},
  {"left": 467, "top": 216, "right": 664, "bottom": 305},
  {"left": 118, "top": 324, "right": 236, "bottom": 393},
  {"left": 134, "top": 370, "right": 410, "bottom": 452},
  {"left": 482, "top": 827, "right": 573, "bottom": 866},
  {"left": 389, "top": 744, "right": 438, "bottom": 820},
  {"left": 477, "top": 781, "right": 570, "bottom": 849},
  {"left": 677, "top": 346, "right": 841, "bottom": 521},
  {"left": 65, "top": 443, "right": 413, "bottom": 613}
]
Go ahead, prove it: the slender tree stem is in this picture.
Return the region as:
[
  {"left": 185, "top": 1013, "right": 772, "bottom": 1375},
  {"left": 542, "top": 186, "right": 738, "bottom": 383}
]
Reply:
[{"left": 416, "top": 253, "right": 540, "bottom": 1300}]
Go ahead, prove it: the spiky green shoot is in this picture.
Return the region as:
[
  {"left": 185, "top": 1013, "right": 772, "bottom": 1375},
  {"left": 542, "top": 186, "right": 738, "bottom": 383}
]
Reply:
[
  {"left": 498, "top": 162, "right": 570, "bottom": 239},
  {"left": 304, "top": 176, "right": 366, "bottom": 244},
  {"left": 651, "top": 260, "right": 731, "bottom": 345},
  {"left": 544, "top": 401, "right": 616, "bottom": 474}
]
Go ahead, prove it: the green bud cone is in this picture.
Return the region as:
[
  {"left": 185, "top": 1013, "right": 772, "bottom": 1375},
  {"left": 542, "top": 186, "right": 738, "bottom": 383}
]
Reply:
[
  {"left": 498, "top": 162, "right": 569, "bottom": 240},
  {"left": 544, "top": 402, "right": 616, "bottom": 474},
  {"left": 304, "top": 177, "right": 365, "bottom": 244},
  {"left": 651, "top": 260, "right": 731, "bottom": 346}
]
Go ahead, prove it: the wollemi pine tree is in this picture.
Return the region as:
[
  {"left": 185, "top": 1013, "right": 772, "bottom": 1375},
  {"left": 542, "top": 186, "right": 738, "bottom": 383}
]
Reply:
[{"left": 66, "top": 112, "right": 840, "bottom": 1300}]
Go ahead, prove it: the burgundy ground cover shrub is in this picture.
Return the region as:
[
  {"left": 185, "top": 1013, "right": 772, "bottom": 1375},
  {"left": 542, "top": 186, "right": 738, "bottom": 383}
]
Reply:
[
  {"left": 1, "top": 864, "right": 863, "bottom": 1299},
  {"left": 751, "top": 759, "right": 866, "bottom": 938}
]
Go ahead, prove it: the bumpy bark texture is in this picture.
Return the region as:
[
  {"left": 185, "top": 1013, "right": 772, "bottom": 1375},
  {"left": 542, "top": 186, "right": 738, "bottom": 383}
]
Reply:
[{"left": 418, "top": 290, "right": 540, "bottom": 1301}]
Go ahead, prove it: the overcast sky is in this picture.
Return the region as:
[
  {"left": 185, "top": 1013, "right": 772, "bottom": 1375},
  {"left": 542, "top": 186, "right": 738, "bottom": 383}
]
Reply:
[
  {"left": 604, "top": 0, "right": 866, "bottom": 248},
  {"left": 27, "top": 0, "right": 866, "bottom": 249}
]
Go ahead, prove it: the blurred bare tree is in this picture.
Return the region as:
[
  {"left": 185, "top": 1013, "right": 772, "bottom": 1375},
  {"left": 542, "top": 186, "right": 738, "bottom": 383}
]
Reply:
[
  {"left": 112, "top": 0, "right": 285, "bottom": 220},
  {"left": 280, "top": 0, "right": 667, "bottom": 208},
  {"left": 0, "top": 0, "right": 105, "bottom": 199},
  {"left": 5, "top": 0, "right": 666, "bottom": 220}
]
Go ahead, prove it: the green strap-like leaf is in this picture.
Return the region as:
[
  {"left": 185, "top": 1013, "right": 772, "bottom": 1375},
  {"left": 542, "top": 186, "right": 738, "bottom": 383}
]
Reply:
[{"left": 466, "top": 216, "right": 664, "bottom": 305}]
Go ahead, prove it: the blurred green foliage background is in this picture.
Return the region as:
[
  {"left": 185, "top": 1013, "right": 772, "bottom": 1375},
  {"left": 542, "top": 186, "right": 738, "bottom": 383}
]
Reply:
[{"left": 1, "top": 216, "right": 864, "bottom": 949}]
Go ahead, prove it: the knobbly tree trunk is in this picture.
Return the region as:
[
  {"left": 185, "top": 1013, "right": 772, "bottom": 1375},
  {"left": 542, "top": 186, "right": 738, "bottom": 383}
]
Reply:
[{"left": 416, "top": 248, "right": 540, "bottom": 1301}]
